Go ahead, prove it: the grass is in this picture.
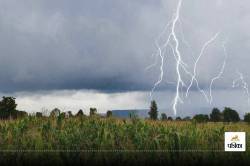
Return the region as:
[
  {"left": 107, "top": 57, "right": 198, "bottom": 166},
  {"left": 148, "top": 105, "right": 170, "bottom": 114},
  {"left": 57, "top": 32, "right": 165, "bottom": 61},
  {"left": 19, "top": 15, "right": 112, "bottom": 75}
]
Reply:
[{"left": 0, "top": 116, "right": 249, "bottom": 165}]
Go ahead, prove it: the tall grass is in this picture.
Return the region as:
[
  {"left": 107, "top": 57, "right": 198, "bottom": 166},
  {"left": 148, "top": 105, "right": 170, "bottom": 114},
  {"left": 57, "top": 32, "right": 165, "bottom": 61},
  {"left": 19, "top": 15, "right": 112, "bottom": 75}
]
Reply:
[
  {"left": 0, "top": 116, "right": 249, "bottom": 165},
  {"left": 0, "top": 116, "right": 249, "bottom": 151}
]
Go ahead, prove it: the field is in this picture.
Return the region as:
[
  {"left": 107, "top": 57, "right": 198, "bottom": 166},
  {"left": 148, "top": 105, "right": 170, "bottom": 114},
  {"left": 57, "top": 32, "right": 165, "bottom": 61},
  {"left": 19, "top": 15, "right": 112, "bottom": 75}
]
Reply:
[{"left": 0, "top": 116, "right": 249, "bottom": 165}]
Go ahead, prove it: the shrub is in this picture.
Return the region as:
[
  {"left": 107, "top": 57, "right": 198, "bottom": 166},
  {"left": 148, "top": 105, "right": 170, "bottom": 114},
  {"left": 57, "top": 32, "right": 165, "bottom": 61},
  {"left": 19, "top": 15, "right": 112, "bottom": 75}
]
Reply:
[
  {"left": 244, "top": 113, "right": 250, "bottom": 123},
  {"left": 193, "top": 114, "right": 209, "bottom": 123},
  {"left": 90, "top": 108, "right": 97, "bottom": 116},
  {"left": 106, "top": 110, "right": 112, "bottom": 118},
  {"left": 210, "top": 108, "right": 222, "bottom": 122},
  {"left": 222, "top": 107, "right": 240, "bottom": 122},
  {"left": 161, "top": 113, "right": 167, "bottom": 120}
]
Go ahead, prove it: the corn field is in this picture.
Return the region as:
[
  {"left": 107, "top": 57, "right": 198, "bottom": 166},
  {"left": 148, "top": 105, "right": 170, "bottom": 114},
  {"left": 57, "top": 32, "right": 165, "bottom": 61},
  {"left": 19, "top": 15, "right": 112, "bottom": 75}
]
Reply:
[{"left": 0, "top": 116, "right": 249, "bottom": 165}]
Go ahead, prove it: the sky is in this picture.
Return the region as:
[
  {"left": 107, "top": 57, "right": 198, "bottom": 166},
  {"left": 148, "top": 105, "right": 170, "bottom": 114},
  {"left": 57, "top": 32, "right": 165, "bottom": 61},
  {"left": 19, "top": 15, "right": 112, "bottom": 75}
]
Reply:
[{"left": 0, "top": 0, "right": 250, "bottom": 117}]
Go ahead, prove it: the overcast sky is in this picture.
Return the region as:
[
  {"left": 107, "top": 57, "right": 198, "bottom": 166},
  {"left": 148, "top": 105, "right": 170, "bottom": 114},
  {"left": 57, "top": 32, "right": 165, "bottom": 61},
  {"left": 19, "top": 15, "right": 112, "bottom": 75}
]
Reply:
[{"left": 0, "top": 0, "right": 250, "bottom": 116}]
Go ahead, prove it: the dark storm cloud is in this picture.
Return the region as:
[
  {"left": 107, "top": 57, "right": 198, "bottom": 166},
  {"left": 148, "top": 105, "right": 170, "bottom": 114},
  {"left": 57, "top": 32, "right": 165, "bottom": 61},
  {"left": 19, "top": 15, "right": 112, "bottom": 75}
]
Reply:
[
  {"left": 0, "top": 0, "right": 250, "bottom": 93},
  {"left": 0, "top": 0, "right": 167, "bottom": 92}
]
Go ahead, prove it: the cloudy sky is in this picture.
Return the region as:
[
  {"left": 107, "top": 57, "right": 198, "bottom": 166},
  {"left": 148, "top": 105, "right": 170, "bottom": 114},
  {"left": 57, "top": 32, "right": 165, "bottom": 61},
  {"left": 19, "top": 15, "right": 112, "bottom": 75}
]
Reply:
[{"left": 0, "top": 0, "right": 250, "bottom": 116}]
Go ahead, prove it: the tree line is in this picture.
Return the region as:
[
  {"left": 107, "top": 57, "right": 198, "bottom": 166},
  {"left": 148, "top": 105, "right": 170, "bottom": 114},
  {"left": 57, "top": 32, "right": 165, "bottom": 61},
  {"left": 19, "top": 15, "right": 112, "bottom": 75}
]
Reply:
[
  {"left": 148, "top": 100, "right": 250, "bottom": 123},
  {"left": 1, "top": 96, "right": 250, "bottom": 123}
]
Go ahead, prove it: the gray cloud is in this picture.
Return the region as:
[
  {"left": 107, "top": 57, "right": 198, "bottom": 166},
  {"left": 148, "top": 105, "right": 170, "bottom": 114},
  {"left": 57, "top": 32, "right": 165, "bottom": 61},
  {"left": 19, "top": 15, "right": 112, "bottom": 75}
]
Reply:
[
  {"left": 0, "top": 0, "right": 250, "bottom": 98},
  {"left": 0, "top": 0, "right": 166, "bottom": 92}
]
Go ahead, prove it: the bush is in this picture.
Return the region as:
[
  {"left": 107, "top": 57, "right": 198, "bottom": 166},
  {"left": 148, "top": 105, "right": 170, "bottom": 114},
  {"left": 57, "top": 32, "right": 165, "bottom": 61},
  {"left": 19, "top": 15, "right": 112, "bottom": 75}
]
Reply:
[
  {"left": 76, "top": 109, "right": 84, "bottom": 116},
  {"left": 210, "top": 108, "right": 222, "bottom": 122},
  {"left": 90, "top": 108, "right": 97, "bottom": 116},
  {"left": 50, "top": 108, "right": 61, "bottom": 118},
  {"left": 106, "top": 110, "right": 112, "bottom": 117},
  {"left": 161, "top": 113, "right": 167, "bottom": 120},
  {"left": 193, "top": 114, "right": 209, "bottom": 123},
  {"left": 222, "top": 107, "right": 240, "bottom": 122},
  {"left": 244, "top": 113, "right": 250, "bottom": 123},
  {"left": 176, "top": 117, "right": 182, "bottom": 121},
  {"left": 36, "top": 112, "right": 43, "bottom": 118}
]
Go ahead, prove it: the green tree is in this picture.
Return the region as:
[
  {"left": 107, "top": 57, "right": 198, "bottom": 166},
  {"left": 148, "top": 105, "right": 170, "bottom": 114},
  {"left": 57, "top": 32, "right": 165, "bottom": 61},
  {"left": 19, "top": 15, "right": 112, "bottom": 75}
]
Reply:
[
  {"left": 36, "top": 112, "right": 43, "bottom": 118},
  {"left": 193, "top": 114, "right": 209, "bottom": 123},
  {"left": 176, "top": 117, "right": 182, "bottom": 121},
  {"left": 183, "top": 116, "right": 191, "bottom": 121},
  {"left": 0, "top": 96, "right": 17, "bottom": 111},
  {"left": 161, "top": 113, "right": 167, "bottom": 120},
  {"left": 210, "top": 108, "right": 222, "bottom": 122},
  {"left": 67, "top": 111, "right": 73, "bottom": 117},
  {"left": 0, "top": 96, "right": 18, "bottom": 119},
  {"left": 222, "top": 107, "right": 240, "bottom": 122},
  {"left": 106, "top": 110, "right": 112, "bottom": 118},
  {"left": 167, "top": 116, "right": 173, "bottom": 121},
  {"left": 90, "top": 108, "right": 97, "bottom": 116},
  {"left": 244, "top": 113, "right": 250, "bottom": 123},
  {"left": 76, "top": 109, "right": 84, "bottom": 116},
  {"left": 148, "top": 100, "right": 158, "bottom": 120},
  {"left": 50, "top": 108, "right": 61, "bottom": 118}
]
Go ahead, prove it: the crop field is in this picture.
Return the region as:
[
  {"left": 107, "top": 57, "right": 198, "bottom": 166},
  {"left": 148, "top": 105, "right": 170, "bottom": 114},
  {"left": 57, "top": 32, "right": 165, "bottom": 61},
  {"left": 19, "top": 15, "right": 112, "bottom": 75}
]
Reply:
[{"left": 0, "top": 116, "right": 249, "bottom": 165}]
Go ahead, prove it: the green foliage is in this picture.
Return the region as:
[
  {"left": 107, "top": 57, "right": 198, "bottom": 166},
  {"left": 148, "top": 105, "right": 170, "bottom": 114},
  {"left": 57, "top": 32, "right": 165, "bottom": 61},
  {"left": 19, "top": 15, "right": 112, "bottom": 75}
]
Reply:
[
  {"left": 36, "top": 112, "right": 43, "bottom": 118},
  {"left": 176, "top": 117, "right": 182, "bottom": 121},
  {"left": 0, "top": 96, "right": 27, "bottom": 119},
  {"left": 50, "top": 108, "right": 61, "bottom": 118},
  {"left": 222, "top": 107, "right": 240, "bottom": 122},
  {"left": 106, "top": 110, "right": 112, "bottom": 118},
  {"left": 183, "top": 116, "right": 191, "bottom": 121},
  {"left": 161, "top": 113, "right": 167, "bottom": 120},
  {"left": 67, "top": 111, "right": 73, "bottom": 117},
  {"left": 210, "top": 108, "right": 222, "bottom": 122},
  {"left": 0, "top": 116, "right": 249, "bottom": 152},
  {"left": 167, "top": 116, "right": 173, "bottom": 121},
  {"left": 148, "top": 100, "right": 158, "bottom": 120},
  {"left": 193, "top": 114, "right": 209, "bottom": 123},
  {"left": 76, "top": 109, "right": 84, "bottom": 117},
  {"left": 90, "top": 108, "right": 97, "bottom": 116},
  {"left": 0, "top": 96, "right": 17, "bottom": 111},
  {"left": 244, "top": 113, "right": 250, "bottom": 123}
]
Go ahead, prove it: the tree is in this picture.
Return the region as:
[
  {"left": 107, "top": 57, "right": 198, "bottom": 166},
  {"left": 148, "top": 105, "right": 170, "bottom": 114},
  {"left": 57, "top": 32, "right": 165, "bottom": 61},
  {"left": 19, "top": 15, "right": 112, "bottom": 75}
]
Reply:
[
  {"left": 67, "top": 111, "right": 73, "bottom": 117},
  {"left": 0, "top": 96, "right": 17, "bottom": 111},
  {"left": 76, "top": 109, "right": 84, "bottom": 116},
  {"left": 193, "top": 114, "right": 209, "bottom": 123},
  {"left": 244, "top": 113, "right": 250, "bottom": 123},
  {"left": 161, "top": 113, "right": 167, "bottom": 120},
  {"left": 176, "top": 117, "right": 182, "bottom": 121},
  {"left": 36, "top": 112, "right": 43, "bottom": 118},
  {"left": 148, "top": 100, "right": 158, "bottom": 120},
  {"left": 183, "top": 116, "right": 191, "bottom": 121},
  {"left": 222, "top": 107, "right": 240, "bottom": 122},
  {"left": 60, "top": 112, "right": 66, "bottom": 118},
  {"left": 106, "top": 110, "right": 112, "bottom": 118},
  {"left": 90, "top": 108, "right": 97, "bottom": 116},
  {"left": 50, "top": 108, "right": 61, "bottom": 118},
  {"left": 167, "top": 116, "right": 173, "bottom": 121},
  {"left": 210, "top": 108, "right": 222, "bottom": 122},
  {"left": 0, "top": 96, "right": 18, "bottom": 119}
]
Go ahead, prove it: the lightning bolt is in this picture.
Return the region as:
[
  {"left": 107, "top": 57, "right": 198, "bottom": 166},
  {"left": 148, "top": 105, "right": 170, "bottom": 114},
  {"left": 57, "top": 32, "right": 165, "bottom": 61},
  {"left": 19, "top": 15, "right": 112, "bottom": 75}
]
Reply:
[
  {"left": 149, "top": 0, "right": 184, "bottom": 115},
  {"left": 209, "top": 42, "right": 228, "bottom": 104},
  {"left": 186, "top": 33, "right": 220, "bottom": 102},
  {"left": 232, "top": 71, "right": 250, "bottom": 105},
  {"left": 148, "top": 0, "right": 227, "bottom": 116},
  {"left": 149, "top": 41, "right": 164, "bottom": 100},
  {"left": 170, "top": 0, "right": 185, "bottom": 115}
]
